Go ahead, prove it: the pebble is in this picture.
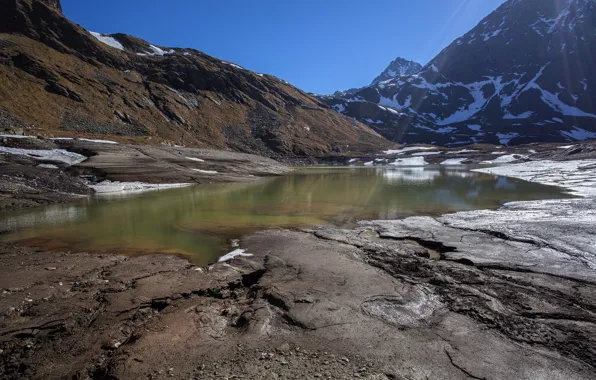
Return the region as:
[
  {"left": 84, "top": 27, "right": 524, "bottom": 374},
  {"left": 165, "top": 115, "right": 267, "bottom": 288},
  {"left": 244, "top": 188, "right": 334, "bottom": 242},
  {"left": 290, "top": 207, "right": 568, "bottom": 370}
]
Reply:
[
  {"left": 276, "top": 342, "right": 291, "bottom": 353},
  {"left": 45, "top": 267, "right": 57, "bottom": 271},
  {"left": 341, "top": 357, "right": 350, "bottom": 363}
]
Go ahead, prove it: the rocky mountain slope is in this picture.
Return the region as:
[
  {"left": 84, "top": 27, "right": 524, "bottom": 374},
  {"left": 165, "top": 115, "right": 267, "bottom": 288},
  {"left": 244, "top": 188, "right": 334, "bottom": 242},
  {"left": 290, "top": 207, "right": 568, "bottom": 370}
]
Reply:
[
  {"left": 320, "top": 0, "right": 596, "bottom": 146},
  {"left": 0, "top": 0, "right": 390, "bottom": 157}
]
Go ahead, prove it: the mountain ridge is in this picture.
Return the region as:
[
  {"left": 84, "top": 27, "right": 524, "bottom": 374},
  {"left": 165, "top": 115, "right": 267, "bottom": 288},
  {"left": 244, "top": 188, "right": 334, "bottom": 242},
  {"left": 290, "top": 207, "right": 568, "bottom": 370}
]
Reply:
[
  {"left": 0, "top": 0, "right": 390, "bottom": 157},
  {"left": 320, "top": 0, "right": 596, "bottom": 146}
]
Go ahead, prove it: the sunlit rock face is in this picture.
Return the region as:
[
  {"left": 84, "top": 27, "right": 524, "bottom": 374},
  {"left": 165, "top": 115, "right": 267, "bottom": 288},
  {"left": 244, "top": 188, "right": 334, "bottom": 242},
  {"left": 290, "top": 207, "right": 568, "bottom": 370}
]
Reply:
[
  {"left": 320, "top": 0, "right": 596, "bottom": 146},
  {"left": 0, "top": 0, "right": 391, "bottom": 157}
]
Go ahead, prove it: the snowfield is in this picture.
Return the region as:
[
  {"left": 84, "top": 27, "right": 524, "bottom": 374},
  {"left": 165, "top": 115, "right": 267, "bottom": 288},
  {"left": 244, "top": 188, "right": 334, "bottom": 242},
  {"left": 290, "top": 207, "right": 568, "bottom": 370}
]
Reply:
[
  {"left": 389, "top": 156, "right": 427, "bottom": 166},
  {"left": 91, "top": 181, "right": 192, "bottom": 194},
  {"left": 475, "top": 160, "right": 596, "bottom": 197},
  {"left": 481, "top": 154, "right": 526, "bottom": 164},
  {"left": 440, "top": 158, "right": 468, "bottom": 165},
  {"left": 0, "top": 147, "right": 87, "bottom": 165},
  {"left": 89, "top": 31, "right": 124, "bottom": 50},
  {"left": 382, "top": 147, "right": 436, "bottom": 155}
]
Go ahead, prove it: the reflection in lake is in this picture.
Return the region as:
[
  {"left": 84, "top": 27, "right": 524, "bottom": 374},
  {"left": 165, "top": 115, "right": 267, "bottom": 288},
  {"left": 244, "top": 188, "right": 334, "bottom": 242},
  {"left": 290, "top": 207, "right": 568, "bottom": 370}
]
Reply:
[{"left": 0, "top": 166, "right": 571, "bottom": 265}]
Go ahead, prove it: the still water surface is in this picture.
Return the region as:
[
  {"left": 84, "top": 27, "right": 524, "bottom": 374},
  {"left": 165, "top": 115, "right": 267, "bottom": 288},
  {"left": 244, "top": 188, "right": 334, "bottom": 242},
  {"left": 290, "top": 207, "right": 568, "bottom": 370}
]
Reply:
[{"left": 0, "top": 166, "right": 571, "bottom": 265}]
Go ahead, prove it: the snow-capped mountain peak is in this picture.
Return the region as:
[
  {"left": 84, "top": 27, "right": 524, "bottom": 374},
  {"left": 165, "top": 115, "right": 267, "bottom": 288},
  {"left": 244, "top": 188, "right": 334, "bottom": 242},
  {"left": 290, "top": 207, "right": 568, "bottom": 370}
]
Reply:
[{"left": 371, "top": 57, "right": 422, "bottom": 85}]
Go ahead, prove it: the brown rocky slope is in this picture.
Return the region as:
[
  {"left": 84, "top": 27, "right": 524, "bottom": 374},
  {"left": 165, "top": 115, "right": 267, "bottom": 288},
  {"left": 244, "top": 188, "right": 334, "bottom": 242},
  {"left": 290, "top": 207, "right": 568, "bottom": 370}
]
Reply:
[{"left": 0, "top": 0, "right": 390, "bottom": 158}]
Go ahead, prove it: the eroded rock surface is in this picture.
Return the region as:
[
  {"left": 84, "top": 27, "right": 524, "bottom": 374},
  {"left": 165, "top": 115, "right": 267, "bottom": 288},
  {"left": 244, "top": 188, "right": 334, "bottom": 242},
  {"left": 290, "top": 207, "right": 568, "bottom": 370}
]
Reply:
[
  {"left": 1, "top": 146, "right": 595, "bottom": 379},
  {"left": 2, "top": 211, "right": 595, "bottom": 379}
]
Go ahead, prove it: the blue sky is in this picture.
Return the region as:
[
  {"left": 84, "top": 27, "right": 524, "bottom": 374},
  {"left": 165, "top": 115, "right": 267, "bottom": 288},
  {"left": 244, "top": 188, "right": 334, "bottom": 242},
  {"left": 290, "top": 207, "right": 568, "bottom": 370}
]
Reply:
[{"left": 62, "top": 0, "right": 505, "bottom": 94}]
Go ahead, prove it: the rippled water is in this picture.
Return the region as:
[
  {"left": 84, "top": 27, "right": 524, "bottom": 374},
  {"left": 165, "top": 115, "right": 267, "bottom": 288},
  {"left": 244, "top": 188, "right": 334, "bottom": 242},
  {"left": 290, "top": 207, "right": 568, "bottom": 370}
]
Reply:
[{"left": 0, "top": 166, "right": 571, "bottom": 265}]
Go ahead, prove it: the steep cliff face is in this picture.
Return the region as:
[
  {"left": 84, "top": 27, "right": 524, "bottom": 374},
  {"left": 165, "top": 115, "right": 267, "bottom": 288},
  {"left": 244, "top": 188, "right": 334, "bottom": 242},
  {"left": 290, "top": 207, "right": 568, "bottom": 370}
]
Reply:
[
  {"left": 321, "top": 0, "right": 596, "bottom": 146},
  {"left": 0, "top": 0, "right": 390, "bottom": 157}
]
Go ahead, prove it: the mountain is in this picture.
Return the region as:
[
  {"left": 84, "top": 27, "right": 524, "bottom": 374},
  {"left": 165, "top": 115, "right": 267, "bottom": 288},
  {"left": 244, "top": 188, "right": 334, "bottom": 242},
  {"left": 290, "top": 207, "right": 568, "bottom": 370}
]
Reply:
[
  {"left": 370, "top": 57, "right": 422, "bottom": 85},
  {"left": 0, "top": 0, "right": 390, "bottom": 157},
  {"left": 329, "top": 58, "right": 421, "bottom": 98},
  {"left": 320, "top": 0, "right": 596, "bottom": 146}
]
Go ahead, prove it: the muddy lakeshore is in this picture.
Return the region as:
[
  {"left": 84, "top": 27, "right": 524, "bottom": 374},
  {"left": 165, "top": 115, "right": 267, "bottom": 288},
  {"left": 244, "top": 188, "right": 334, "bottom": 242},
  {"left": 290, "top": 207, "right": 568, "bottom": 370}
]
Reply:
[
  {"left": 1, "top": 140, "right": 596, "bottom": 379},
  {"left": 0, "top": 136, "right": 290, "bottom": 213}
]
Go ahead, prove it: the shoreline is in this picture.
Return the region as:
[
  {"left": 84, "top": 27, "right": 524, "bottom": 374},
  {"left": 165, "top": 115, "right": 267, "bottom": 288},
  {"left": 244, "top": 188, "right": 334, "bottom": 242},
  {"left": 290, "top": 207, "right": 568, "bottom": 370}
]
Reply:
[
  {"left": 1, "top": 141, "right": 596, "bottom": 378},
  {"left": 0, "top": 137, "right": 292, "bottom": 211}
]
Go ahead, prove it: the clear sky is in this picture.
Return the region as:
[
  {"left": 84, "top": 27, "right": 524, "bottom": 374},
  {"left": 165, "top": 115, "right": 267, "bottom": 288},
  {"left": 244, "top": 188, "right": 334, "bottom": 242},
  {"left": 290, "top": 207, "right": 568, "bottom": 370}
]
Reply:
[{"left": 62, "top": 0, "right": 505, "bottom": 94}]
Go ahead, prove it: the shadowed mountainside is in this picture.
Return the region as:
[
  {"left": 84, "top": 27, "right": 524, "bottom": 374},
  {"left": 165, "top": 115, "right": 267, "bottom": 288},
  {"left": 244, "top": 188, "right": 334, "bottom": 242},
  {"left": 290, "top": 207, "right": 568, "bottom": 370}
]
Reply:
[{"left": 320, "top": 0, "right": 596, "bottom": 147}]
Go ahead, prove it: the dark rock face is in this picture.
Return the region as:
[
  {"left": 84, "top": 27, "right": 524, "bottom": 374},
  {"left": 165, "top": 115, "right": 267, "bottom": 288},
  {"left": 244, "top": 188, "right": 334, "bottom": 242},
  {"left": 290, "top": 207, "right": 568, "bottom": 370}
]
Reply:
[
  {"left": 39, "top": 0, "right": 61, "bottom": 12},
  {"left": 0, "top": 0, "right": 389, "bottom": 157},
  {"left": 321, "top": 0, "right": 596, "bottom": 146}
]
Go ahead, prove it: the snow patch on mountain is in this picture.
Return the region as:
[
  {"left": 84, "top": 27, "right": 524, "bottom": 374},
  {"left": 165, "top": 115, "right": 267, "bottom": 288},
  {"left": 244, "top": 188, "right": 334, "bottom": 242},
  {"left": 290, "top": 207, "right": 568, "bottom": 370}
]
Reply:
[
  {"left": 504, "top": 111, "right": 533, "bottom": 119},
  {"left": 497, "top": 132, "right": 520, "bottom": 145},
  {"left": 147, "top": 45, "right": 175, "bottom": 56},
  {"left": 332, "top": 104, "right": 345, "bottom": 113},
  {"left": 89, "top": 31, "right": 124, "bottom": 50},
  {"left": 561, "top": 127, "right": 596, "bottom": 141}
]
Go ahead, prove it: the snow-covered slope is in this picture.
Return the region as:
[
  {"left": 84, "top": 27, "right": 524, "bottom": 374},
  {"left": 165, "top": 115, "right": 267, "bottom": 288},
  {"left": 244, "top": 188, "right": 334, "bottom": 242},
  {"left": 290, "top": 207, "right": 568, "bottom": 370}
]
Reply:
[{"left": 321, "top": 0, "right": 596, "bottom": 146}]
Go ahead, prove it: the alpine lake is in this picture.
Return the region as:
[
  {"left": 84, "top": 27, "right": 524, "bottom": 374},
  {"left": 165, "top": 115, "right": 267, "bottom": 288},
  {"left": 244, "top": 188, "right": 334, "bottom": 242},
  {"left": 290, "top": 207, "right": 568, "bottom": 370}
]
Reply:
[{"left": 0, "top": 166, "right": 573, "bottom": 266}]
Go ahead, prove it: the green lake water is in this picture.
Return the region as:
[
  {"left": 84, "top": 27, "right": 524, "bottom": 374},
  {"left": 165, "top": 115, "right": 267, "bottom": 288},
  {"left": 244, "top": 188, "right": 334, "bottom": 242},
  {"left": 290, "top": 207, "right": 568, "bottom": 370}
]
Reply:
[{"left": 0, "top": 166, "right": 572, "bottom": 265}]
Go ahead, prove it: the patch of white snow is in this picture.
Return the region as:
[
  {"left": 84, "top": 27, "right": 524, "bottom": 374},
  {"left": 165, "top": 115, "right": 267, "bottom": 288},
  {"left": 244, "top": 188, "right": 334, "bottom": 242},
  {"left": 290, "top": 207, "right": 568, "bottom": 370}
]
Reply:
[
  {"left": 440, "top": 158, "right": 467, "bottom": 165},
  {"left": 0, "top": 147, "right": 87, "bottom": 165},
  {"left": 91, "top": 181, "right": 191, "bottom": 194},
  {"left": 218, "top": 249, "right": 253, "bottom": 263},
  {"left": 389, "top": 157, "right": 427, "bottom": 166},
  {"left": 192, "top": 169, "right": 219, "bottom": 174},
  {"left": 89, "top": 31, "right": 124, "bottom": 50}
]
